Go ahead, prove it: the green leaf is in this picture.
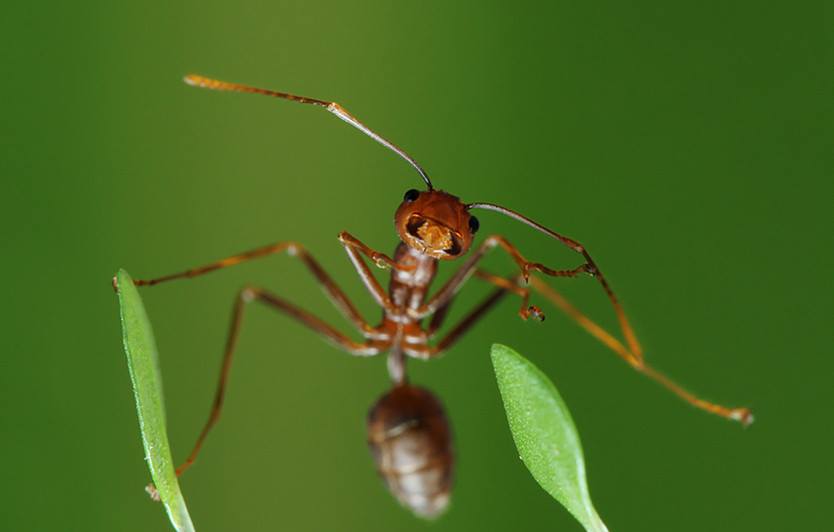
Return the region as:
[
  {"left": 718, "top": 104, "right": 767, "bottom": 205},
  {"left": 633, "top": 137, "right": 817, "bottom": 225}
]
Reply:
[
  {"left": 491, "top": 343, "right": 608, "bottom": 532},
  {"left": 116, "top": 269, "right": 195, "bottom": 532}
]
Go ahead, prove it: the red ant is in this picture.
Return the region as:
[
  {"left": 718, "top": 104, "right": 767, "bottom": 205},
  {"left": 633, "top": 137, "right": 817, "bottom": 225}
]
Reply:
[{"left": 127, "top": 74, "right": 752, "bottom": 518}]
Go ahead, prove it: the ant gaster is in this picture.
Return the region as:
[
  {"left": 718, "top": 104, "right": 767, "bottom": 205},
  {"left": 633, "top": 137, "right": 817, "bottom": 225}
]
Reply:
[{"left": 124, "top": 74, "right": 753, "bottom": 519}]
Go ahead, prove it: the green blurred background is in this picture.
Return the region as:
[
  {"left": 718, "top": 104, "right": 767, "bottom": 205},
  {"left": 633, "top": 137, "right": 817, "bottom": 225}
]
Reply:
[{"left": 3, "top": 1, "right": 832, "bottom": 530}]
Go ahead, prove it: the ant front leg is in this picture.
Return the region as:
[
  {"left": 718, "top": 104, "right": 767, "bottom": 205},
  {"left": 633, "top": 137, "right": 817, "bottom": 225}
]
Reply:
[
  {"left": 338, "top": 231, "right": 406, "bottom": 314},
  {"left": 410, "top": 235, "right": 585, "bottom": 321},
  {"left": 414, "top": 234, "right": 641, "bottom": 365},
  {"left": 171, "top": 285, "right": 380, "bottom": 481},
  {"left": 472, "top": 270, "right": 545, "bottom": 321}
]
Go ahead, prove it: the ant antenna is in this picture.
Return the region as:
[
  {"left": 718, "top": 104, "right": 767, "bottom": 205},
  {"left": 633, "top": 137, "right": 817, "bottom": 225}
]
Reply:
[{"left": 184, "top": 74, "right": 434, "bottom": 190}]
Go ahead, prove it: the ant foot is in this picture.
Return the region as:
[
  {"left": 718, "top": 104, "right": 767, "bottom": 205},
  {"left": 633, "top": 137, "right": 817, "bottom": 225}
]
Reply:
[
  {"left": 111, "top": 274, "right": 119, "bottom": 293},
  {"left": 145, "top": 483, "right": 161, "bottom": 502},
  {"left": 730, "top": 407, "right": 755, "bottom": 428}
]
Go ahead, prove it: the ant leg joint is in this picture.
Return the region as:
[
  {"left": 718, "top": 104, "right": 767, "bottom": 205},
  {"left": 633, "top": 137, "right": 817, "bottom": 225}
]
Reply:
[
  {"left": 583, "top": 263, "right": 598, "bottom": 277},
  {"left": 240, "top": 286, "right": 258, "bottom": 302},
  {"left": 519, "top": 263, "right": 532, "bottom": 283},
  {"left": 373, "top": 255, "right": 391, "bottom": 269}
]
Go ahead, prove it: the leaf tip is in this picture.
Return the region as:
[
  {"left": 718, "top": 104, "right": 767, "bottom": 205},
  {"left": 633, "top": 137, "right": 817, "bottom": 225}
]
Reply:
[
  {"left": 490, "top": 343, "right": 609, "bottom": 532},
  {"left": 114, "top": 268, "right": 133, "bottom": 294},
  {"left": 490, "top": 343, "right": 512, "bottom": 361}
]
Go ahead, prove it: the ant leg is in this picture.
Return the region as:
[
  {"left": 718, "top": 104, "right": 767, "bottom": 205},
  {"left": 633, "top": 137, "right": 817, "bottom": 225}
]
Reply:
[
  {"left": 411, "top": 235, "right": 584, "bottom": 321},
  {"left": 472, "top": 270, "right": 545, "bottom": 321},
  {"left": 422, "top": 269, "right": 548, "bottom": 357},
  {"left": 523, "top": 275, "right": 752, "bottom": 425},
  {"left": 426, "top": 299, "right": 454, "bottom": 339},
  {"left": 172, "top": 285, "right": 380, "bottom": 480},
  {"left": 127, "top": 241, "right": 374, "bottom": 336},
  {"left": 489, "top": 234, "right": 644, "bottom": 364},
  {"left": 426, "top": 270, "right": 535, "bottom": 339},
  {"left": 338, "top": 232, "right": 403, "bottom": 314},
  {"left": 413, "top": 234, "right": 640, "bottom": 364},
  {"left": 458, "top": 269, "right": 752, "bottom": 425},
  {"left": 423, "top": 286, "right": 510, "bottom": 357}
]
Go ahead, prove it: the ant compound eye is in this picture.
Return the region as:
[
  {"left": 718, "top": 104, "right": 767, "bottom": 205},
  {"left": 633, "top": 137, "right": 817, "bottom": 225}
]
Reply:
[
  {"left": 403, "top": 189, "right": 420, "bottom": 202},
  {"left": 468, "top": 215, "right": 480, "bottom": 234}
]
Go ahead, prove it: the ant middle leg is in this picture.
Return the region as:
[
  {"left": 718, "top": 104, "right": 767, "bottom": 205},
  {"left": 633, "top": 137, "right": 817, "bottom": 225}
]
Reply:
[
  {"left": 424, "top": 274, "right": 528, "bottom": 341},
  {"left": 423, "top": 270, "right": 545, "bottom": 357},
  {"left": 417, "top": 286, "right": 510, "bottom": 358},
  {"left": 127, "top": 240, "right": 375, "bottom": 336}
]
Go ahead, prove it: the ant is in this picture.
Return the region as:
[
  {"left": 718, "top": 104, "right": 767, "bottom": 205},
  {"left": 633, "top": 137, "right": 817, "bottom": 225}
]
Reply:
[{"left": 125, "top": 74, "right": 752, "bottom": 518}]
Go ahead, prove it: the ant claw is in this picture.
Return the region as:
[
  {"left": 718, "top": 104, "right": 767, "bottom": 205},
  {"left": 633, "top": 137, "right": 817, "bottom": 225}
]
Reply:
[
  {"left": 518, "top": 306, "right": 545, "bottom": 322},
  {"left": 528, "top": 306, "right": 545, "bottom": 322},
  {"left": 111, "top": 275, "right": 119, "bottom": 293},
  {"left": 145, "top": 483, "right": 161, "bottom": 502}
]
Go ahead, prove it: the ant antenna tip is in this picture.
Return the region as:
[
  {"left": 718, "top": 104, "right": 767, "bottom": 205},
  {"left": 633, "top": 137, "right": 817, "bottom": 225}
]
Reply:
[{"left": 183, "top": 74, "right": 203, "bottom": 87}]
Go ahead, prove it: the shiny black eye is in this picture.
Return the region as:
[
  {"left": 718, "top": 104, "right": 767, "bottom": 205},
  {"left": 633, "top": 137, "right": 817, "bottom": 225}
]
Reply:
[
  {"left": 468, "top": 215, "right": 480, "bottom": 234},
  {"left": 403, "top": 189, "right": 420, "bottom": 202}
]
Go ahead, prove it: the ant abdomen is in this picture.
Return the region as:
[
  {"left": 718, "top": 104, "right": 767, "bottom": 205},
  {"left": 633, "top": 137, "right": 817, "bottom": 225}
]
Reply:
[{"left": 367, "top": 384, "right": 454, "bottom": 519}]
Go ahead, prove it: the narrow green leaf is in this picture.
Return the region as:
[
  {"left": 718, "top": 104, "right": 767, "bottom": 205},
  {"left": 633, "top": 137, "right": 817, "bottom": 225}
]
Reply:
[
  {"left": 116, "top": 269, "right": 195, "bottom": 532},
  {"left": 491, "top": 343, "right": 608, "bottom": 532}
]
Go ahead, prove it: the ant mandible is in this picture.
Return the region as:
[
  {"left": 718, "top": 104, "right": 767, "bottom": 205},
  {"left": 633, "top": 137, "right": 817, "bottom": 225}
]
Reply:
[{"left": 129, "top": 74, "right": 752, "bottom": 518}]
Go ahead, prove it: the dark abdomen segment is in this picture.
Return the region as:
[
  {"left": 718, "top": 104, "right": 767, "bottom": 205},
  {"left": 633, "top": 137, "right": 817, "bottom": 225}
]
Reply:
[{"left": 367, "top": 385, "right": 453, "bottom": 519}]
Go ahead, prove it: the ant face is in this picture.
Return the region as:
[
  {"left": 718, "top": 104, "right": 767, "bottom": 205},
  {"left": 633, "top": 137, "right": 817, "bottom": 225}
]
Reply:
[{"left": 395, "top": 189, "right": 479, "bottom": 260}]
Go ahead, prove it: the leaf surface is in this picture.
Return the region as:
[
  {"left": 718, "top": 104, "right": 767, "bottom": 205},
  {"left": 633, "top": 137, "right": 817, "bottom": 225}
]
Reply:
[
  {"left": 492, "top": 343, "right": 608, "bottom": 532},
  {"left": 116, "top": 269, "right": 195, "bottom": 532}
]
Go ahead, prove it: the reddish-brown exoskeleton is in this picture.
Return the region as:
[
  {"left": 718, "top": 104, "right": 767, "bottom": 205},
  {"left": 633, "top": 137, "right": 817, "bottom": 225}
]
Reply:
[{"left": 127, "top": 74, "right": 752, "bottom": 518}]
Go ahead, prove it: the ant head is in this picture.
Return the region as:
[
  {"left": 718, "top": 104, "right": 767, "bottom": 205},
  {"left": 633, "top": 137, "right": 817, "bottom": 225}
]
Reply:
[{"left": 395, "top": 189, "right": 480, "bottom": 260}]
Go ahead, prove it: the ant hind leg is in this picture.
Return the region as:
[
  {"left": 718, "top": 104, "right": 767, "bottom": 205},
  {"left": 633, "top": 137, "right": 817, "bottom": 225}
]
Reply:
[{"left": 169, "top": 286, "right": 379, "bottom": 483}]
